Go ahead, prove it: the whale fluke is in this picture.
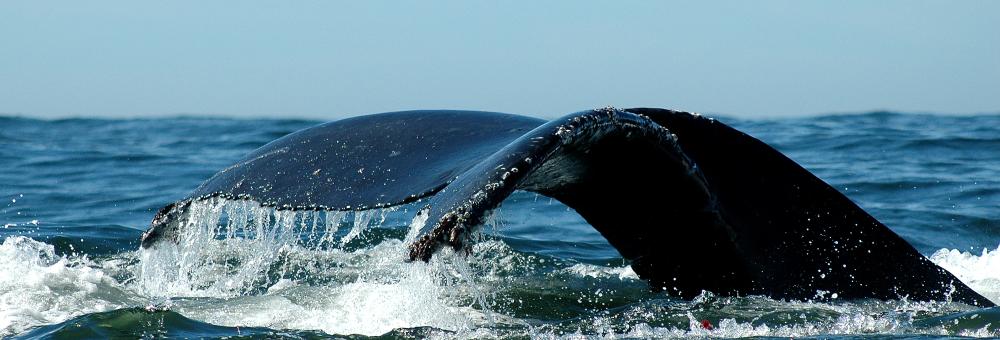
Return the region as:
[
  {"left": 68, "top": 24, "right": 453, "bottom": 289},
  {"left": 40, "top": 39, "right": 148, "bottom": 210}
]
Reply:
[{"left": 141, "top": 108, "right": 994, "bottom": 307}]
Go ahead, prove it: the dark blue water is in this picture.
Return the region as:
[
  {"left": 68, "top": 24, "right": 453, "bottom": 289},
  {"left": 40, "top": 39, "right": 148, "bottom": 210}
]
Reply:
[{"left": 1, "top": 112, "right": 998, "bottom": 338}]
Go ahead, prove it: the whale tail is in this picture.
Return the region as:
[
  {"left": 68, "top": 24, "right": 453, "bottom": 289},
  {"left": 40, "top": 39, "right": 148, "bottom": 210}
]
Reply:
[{"left": 141, "top": 108, "right": 994, "bottom": 306}]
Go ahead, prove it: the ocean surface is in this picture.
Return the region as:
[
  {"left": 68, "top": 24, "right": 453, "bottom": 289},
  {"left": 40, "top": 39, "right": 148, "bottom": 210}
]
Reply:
[{"left": 1, "top": 112, "right": 998, "bottom": 339}]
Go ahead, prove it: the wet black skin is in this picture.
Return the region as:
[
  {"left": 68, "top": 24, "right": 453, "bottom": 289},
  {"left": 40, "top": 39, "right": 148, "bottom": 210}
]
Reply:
[{"left": 141, "top": 108, "right": 995, "bottom": 307}]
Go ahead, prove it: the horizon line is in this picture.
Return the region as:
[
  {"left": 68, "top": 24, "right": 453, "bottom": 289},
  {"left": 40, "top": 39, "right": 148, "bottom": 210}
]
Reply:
[{"left": 2, "top": 108, "right": 999, "bottom": 122}]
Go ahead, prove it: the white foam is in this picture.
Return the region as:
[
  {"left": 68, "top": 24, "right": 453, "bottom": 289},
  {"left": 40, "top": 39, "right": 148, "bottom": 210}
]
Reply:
[
  {"left": 5, "top": 195, "right": 998, "bottom": 338},
  {"left": 514, "top": 299, "right": 997, "bottom": 339},
  {"left": 124, "top": 198, "right": 500, "bottom": 336},
  {"left": 5, "top": 226, "right": 998, "bottom": 338},
  {"left": 0, "top": 237, "right": 135, "bottom": 336},
  {"left": 929, "top": 245, "right": 1000, "bottom": 304},
  {"left": 162, "top": 241, "right": 490, "bottom": 335},
  {"left": 559, "top": 263, "right": 639, "bottom": 280}
]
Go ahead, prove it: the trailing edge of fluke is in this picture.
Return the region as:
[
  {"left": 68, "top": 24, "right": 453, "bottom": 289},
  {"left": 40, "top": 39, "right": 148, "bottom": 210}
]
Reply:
[{"left": 140, "top": 108, "right": 995, "bottom": 307}]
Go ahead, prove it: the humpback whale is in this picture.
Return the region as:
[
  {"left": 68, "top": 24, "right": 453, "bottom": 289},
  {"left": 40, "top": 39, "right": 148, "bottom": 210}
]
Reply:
[{"left": 140, "top": 108, "right": 994, "bottom": 307}]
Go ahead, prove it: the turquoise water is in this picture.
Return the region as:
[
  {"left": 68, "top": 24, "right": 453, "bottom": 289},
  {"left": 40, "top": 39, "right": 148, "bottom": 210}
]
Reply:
[{"left": 1, "top": 112, "right": 998, "bottom": 338}]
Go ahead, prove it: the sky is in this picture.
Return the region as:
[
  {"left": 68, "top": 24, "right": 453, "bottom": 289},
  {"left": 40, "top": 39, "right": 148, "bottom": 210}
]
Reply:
[{"left": 1, "top": 1, "right": 997, "bottom": 120}]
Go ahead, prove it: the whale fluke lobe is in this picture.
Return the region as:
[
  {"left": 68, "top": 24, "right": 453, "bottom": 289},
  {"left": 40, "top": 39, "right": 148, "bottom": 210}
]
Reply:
[{"left": 141, "top": 108, "right": 995, "bottom": 307}]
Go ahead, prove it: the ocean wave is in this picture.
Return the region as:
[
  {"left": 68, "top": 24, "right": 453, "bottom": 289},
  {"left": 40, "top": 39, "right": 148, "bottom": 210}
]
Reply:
[
  {"left": 930, "top": 245, "right": 1000, "bottom": 304},
  {"left": 0, "top": 237, "right": 135, "bottom": 337}
]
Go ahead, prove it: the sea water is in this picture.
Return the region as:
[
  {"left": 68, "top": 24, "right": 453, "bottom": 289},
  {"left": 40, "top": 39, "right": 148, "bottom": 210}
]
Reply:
[{"left": 1, "top": 112, "right": 998, "bottom": 338}]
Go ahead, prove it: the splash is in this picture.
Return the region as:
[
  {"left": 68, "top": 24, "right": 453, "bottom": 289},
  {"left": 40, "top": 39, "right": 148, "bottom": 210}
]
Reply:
[
  {"left": 559, "top": 263, "right": 639, "bottom": 280},
  {"left": 0, "top": 236, "right": 135, "bottom": 337},
  {"left": 133, "top": 198, "right": 398, "bottom": 298},
  {"left": 120, "top": 197, "right": 1000, "bottom": 337},
  {"left": 930, "top": 245, "right": 1000, "bottom": 304},
  {"left": 4, "top": 196, "right": 1000, "bottom": 338},
  {"left": 164, "top": 241, "right": 490, "bottom": 335},
  {"left": 127, "top": 197, "right": 500, "bottom": 335}
]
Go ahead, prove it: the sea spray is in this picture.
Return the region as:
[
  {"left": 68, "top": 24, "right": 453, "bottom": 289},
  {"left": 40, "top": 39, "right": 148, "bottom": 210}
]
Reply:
[
  {"left": 0, "top": 237, "right": 134, "bottom": 337},
  {"left": 125, "top": 197, "right": 513, "bottom": 335},
  {"left": 930, "top": 245, "right": 1000, "bottom": 303}
]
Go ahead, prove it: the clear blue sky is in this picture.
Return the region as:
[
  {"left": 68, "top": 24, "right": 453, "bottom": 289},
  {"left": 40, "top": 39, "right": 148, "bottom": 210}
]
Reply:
[{"left": 2, "top": 1, "right": 997, "bottom": 119}]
